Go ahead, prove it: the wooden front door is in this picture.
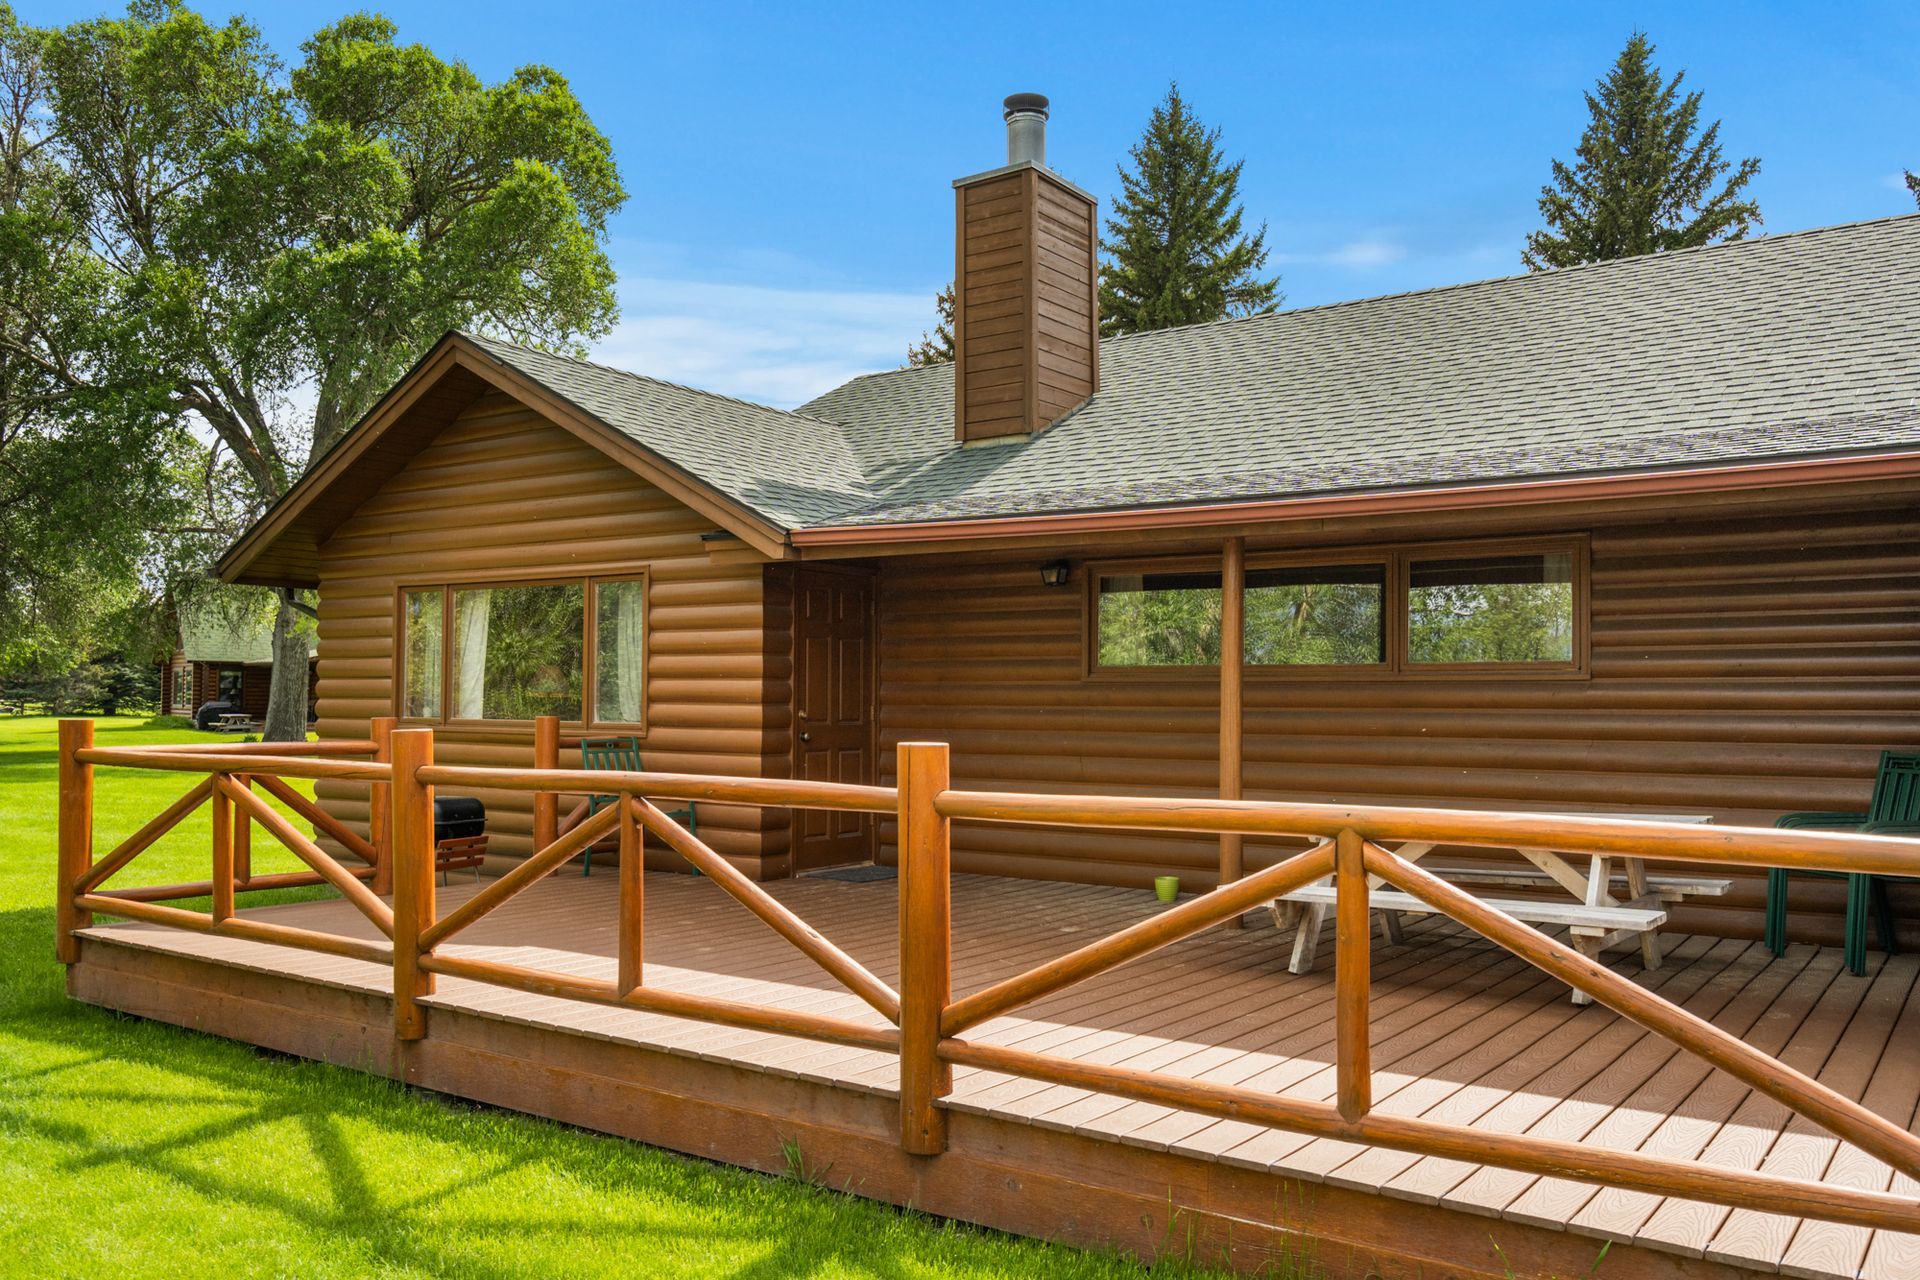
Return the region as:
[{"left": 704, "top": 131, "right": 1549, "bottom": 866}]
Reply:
[{"left": 790, "top": 567, "right": 876, "bottom": 871}]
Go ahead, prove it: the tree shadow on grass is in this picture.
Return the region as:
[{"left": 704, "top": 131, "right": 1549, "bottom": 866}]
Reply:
[{"left": 0, "top": 907, "right": 1211, "bottom": 1279}]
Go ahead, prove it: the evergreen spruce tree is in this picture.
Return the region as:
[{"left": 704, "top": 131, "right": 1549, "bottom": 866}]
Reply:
[
  {"left": 1524, "top": 33, "right": 1760, "bottom": 270},
  {"left": 905, "top": 282, "right": 954, "bottom": 366},
  {"left": 1906, "top": 170, "right": 1918, "bottom": 210},
  {"left": 1099, "top": 84, "right": 1279, "bottom": 335}
]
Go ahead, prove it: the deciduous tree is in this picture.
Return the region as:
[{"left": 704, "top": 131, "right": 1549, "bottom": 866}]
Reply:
[{"left": 36, "top": 3, "right": 627, "bottom": 738}]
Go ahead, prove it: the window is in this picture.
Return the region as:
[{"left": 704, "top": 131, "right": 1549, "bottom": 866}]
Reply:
[
  {"left": 398, "top": 576, "right": 645, "bottom": 726},
  {"left": 1091, "top": 540, "right": 1584, "bottom": 677},
  {"left": 1095, "top": 570, "right": 1222, "bottom": 667},
  {"left": 217, "top": 668, "right": 244, "bottom": 702},
  {"left": 1407, "top": 552, "right": 1574, "bottom": 666},
  {"left": 402, "top": 589, "right": 443, "bottom": 718},
  {"left": 1245, "top": 564, "right": 1386, "bottom": 666}
]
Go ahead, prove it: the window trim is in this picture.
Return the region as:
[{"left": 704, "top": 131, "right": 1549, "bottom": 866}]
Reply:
[
  {"left": 392, "top": 570, "right": 651, "bottom": 733},
  {"left": 1085, "top": 536, "right": 1591, "bottom": 681}
]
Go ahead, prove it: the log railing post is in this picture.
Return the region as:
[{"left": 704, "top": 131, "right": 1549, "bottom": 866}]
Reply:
[
  {"left": 390, "top": 727, "right": 436, "bottom": 1040},
  {"left": 618, "top": 793, "right": 642, "bottom": 997},
  {"left": 56, "top": 719, "right": 94, "bottom": 964},
  {"left": 211, "top": 772, "right": 235, "bottom": 923},
  {"left": 1334, "top": 828, "right": 1371, "bottom": 1123},
  {"left": 533, "top": 714, "right": 559, "bottom": 852},
  {"left": 898, "top": 741, "right": 952, "bottom": 1155},
  {"left": 369, "top": 715, "right": 396, "bottom": 896}
]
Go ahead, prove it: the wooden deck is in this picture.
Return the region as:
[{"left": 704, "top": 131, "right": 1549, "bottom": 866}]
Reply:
[{"left": 70, "top": 869, "right": 1920, "bottom": 1280}]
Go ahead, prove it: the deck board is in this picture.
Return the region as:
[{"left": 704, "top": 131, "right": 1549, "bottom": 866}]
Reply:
[{"left": 72, "top": 869, "right": 1920, "bottom": 1279}]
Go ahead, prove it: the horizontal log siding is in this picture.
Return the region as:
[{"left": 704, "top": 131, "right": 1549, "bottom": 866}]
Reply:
[
  {"left": 873, "top": 501, "right": 1920, "bottom": 945},
  {"left": 312, "top": 390, "right": 781, "bottom": 873}
]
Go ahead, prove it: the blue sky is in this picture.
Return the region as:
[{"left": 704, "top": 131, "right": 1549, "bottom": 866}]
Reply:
[{"left": 31, "top": 1, "right": 1920, "bottom": 406}]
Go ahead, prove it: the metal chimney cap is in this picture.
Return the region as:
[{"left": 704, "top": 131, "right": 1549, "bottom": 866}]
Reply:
[{"left": 1003, "top": 93, "right": 1050, "bottom": 120}]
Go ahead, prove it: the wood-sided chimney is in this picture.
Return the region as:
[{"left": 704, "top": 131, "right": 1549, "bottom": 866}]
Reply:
[{"left": 952, "top": 93, "right": 1099, "bottom": 444}]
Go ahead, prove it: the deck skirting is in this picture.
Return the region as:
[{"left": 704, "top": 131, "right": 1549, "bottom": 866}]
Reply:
[{"left": 71, "top": 929, "right": 1769, "bottom": 1280}]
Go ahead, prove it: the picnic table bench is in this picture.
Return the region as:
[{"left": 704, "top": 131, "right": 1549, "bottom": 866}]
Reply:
[{"left": 1273, "top": 816, "right": 1732, "bottom": 1004}]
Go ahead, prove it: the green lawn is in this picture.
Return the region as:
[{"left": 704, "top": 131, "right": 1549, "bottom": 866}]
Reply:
[{"left": 0, "top": 716, "right": 1235, "bottom": 1279}]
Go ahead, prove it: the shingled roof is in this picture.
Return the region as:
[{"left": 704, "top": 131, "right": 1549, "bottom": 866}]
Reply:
[
  {"left": 797, "top": 213, "right": 1920, "bottom": 527},
  {"left": 458, "top": 213, "right": 1920, "bottom": 537}
]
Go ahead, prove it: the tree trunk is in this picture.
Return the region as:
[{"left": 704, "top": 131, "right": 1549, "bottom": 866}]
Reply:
[{"left": 263, "top": 594, "right": 310, "bottom": 742}]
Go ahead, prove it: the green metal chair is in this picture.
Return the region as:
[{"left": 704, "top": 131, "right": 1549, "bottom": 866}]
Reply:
[
  {"left": 1766, "top": 750, "right": 1920, "bottom": 975},
  {"left": 578, "top": 736, "right": 697, "bottom": 877}
]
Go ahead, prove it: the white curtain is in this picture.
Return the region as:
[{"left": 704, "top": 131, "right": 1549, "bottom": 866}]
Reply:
[
  {"left": 615, "top": 582, "right": 644, "bottom": 721},
  {"left": 454, "top": 590, "right": 491, "bottom": 719}
]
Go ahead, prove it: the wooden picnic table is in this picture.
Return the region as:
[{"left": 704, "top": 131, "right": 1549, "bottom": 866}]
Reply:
[{"left": 1275, "top": 812, "right": 1730, "bottom": 1004}]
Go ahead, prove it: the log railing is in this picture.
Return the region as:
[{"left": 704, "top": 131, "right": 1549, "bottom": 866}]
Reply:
[
  {"left": 400, "top": 729, "right": 905, "bottom": 1045},
  {"left": 927, "top": 783, "right": 1920, "bottom": 1235},
  {"left": 56, "top": 717, "right": 397, "bottom": 966},
  {"left": 52, "top": 721, "right": 1920, "bottom": 1235}
]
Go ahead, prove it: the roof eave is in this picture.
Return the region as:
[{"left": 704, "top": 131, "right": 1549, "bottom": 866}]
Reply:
[{"left": 788, "top": 448, "right": 1920, "bottom": 551}]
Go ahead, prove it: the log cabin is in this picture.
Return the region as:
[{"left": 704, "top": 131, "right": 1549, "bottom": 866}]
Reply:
[
  {"left": 214, "top": 98, "right": 1920, "bottom": 944},
  {"left": 158, "top": 598, "right": 316, "bottom": 726},
  {"left": 216, "top": 97, "right": 1920, "bottom": 947},
  {"left": 60, "top": 95, "right": 1920, "bottom": 1278}
]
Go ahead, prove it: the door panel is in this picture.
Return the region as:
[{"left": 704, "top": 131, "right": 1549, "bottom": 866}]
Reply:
[{"left": 790, "top": 568, "right": 876, "bottom": 870}]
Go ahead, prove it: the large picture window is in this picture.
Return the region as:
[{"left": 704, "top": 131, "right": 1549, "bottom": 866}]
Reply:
[
  {"left": 398, "top": 575, "right": 646, "bottom": 727},
  {"left": 1091, "top": 540, "right": 1585, "bottom": 677}
]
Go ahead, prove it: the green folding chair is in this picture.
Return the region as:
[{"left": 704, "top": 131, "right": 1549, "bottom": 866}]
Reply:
[
  {"left": 578, "top": 736, "right": 697, "bottom": 877},
  {"left": 1766, "top": 750, "right": 1920, "bottom": 975}
]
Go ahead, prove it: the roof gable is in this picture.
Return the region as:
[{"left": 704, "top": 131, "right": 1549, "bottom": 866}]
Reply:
[{"left": 217, "top": 333, "right": 822, "bottom": 584}]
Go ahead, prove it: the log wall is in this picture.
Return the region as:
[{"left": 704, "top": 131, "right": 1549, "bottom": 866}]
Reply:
[
  {"left": 871, "top": 499, "right": 1920, "bottom": 944},
  {"left": 311, "top": 389, "right": 786, "bottom": 873}
]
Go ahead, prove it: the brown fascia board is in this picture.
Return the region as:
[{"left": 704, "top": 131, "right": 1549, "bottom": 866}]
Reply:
[
  {"left": 787, "top": 448, "right": 1920, "bottom": 554},
  {"left": 216, "top": 333, "right": 793, "bottom": 586}
]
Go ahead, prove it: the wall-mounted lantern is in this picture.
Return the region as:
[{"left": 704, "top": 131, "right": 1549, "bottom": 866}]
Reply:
[{"left": 1039, "top": 560, "right": 1072, "bottom": 587}]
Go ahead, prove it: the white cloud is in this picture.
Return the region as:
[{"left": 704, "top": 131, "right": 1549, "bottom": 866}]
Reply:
[
  {"left": 1275, "top": 235, "right": 1409, "bottom": 270},
  {"left": 1324, "top": 239, "right": 1408, "bottom": 268},
  {"left": 589, "top": 255, "right": 935, "bottom": 409}
]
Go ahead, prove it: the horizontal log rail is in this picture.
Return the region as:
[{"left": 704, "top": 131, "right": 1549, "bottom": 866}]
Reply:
[
  {"left": 55, "top": 721, "right": 1920, "bottom": 1240},
  {"left": 421, "top": 951, "right": 899, "bottom": 1053},
  {"left": 74, "top": 747, "right": 391, "bottom": 784},
  {"left": 417, "top": 763, "right": 896, "bottom": 813},
  {"left": 128, "top": 740, "right": 378, "bottom": 757},
  {"left": 75, "top": 893, "right": 394, "bottom": 966},
  {"left": 933, "top": 788, "right": 1920, "bottom": 875},
  {"left": 90, "top": 865, "right": 377, "bottom": 903}
]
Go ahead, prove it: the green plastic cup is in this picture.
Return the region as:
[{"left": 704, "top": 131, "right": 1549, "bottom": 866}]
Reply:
[{"left": 1154, "top": 875, "right": 1180, "bottom": 903}]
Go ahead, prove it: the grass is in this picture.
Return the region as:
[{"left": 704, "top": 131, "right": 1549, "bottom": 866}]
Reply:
[{"left": 0, "top": 716, "right": 1244, "bottom": 1279}]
